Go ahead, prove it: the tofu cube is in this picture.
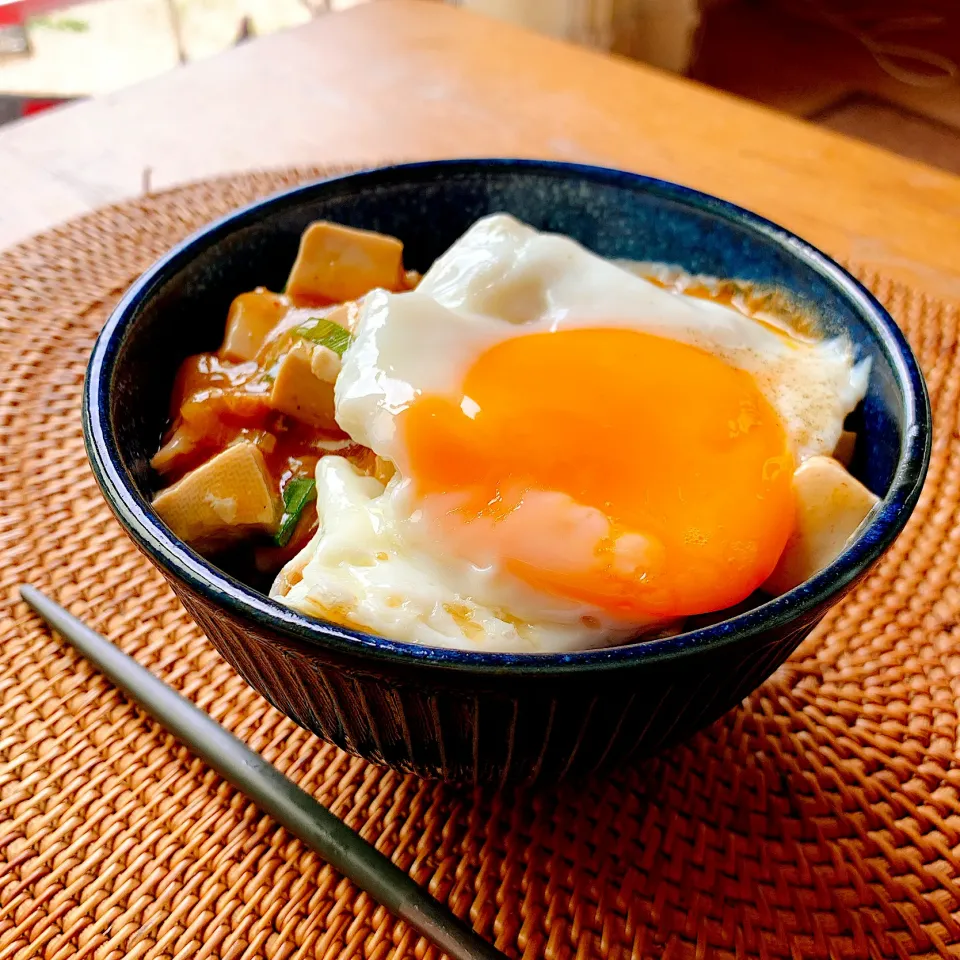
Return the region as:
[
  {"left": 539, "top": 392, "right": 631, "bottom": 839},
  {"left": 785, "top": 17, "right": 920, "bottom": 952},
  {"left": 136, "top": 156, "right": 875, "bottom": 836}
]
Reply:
[
  {"left": 309, "top": 342, "right": 342, "bottom": 382},
  {"left": 286, "top": 221, "right": 404, "bottom": 304},
  {"left": 269, "top": 341, "right": 338, "bottom": 429},
  {"left": 152, "top": 441, "right": 279, "bottom": 549},
  {"left": 221, "top": 289, "right": 289, "bottom": 362},
  {"left": 763, "top": 455, "right": 880, "bottom": 595}
]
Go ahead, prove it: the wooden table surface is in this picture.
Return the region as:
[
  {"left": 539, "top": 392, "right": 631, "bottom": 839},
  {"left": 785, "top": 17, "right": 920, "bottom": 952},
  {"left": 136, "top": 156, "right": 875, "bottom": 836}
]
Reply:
[{"left": 2, "top": 0, "right": 960, "bottom": 303}]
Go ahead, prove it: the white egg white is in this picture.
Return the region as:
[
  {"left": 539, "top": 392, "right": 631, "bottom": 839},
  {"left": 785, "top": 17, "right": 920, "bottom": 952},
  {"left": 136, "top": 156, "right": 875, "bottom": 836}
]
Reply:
[
  {"left": 275, "top": 214, "right": 870, "bottom": 652},
  {"left": 273, "top": 457, "right": 657, "bottom": 652}
]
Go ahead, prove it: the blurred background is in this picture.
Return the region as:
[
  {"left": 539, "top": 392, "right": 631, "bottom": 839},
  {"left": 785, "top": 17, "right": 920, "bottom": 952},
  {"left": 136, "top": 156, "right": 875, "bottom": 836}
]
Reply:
[{"left": 0, "top": 0, "right": 956, "bottom": 173}]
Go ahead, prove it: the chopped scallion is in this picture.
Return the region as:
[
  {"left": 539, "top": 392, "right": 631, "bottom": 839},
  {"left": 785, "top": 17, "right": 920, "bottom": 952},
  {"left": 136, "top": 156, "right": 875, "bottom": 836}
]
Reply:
[
  {"left": 296, "top": 318, "right": 353, "bottom": 357},
  {"left": 274, "top": 477, "right": 317, "bottom": 547}
]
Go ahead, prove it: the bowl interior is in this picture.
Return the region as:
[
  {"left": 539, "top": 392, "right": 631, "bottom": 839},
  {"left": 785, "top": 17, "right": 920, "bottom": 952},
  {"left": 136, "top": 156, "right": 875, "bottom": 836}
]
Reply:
[{"left": 92, "top": 160, "right": 927, "bottom": 666}]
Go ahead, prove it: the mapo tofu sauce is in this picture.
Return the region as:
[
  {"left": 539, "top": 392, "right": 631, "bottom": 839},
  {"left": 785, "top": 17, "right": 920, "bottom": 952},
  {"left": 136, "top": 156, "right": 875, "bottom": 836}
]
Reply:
[{"left": 151, "top": 222, "right": 413, "bottom": 579}]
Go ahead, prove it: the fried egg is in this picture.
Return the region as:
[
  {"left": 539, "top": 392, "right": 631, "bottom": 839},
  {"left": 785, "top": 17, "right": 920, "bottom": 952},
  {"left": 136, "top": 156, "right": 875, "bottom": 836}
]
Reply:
[{"left": 275, "top": 215, "right": 869, "bottom": 652}]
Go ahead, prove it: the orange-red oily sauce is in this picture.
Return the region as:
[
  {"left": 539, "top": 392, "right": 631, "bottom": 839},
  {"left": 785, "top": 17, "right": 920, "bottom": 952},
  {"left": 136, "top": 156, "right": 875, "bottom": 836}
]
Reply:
[{"left": 155, "top": 333, "right": 370, "bottom": 571}]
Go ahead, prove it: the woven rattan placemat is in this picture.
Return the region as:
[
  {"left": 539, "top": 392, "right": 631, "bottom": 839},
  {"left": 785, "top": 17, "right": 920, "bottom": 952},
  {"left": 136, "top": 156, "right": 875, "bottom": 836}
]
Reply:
[{"left": 0, "top": 166, "right": 957, "bottom": 960}]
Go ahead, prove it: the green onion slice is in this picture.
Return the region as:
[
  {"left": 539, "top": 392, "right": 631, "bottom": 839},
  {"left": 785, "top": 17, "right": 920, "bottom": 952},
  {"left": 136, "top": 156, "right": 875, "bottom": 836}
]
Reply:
[
  {"left": 295, "top": 318, "right": 353, "bottom": 357},
  {"left": 274, "top": 477, "right": 317, "bottom": 547}
]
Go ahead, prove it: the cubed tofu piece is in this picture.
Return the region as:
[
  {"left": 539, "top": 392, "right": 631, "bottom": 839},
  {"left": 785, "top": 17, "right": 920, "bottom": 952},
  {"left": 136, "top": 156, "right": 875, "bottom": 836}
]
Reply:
[
  {"left": 269, "top": 341, "right": 338, "bottom": 429},
  {"left": 152, "top": 441, "right": 279, "bottom": 549},
  {"left": 309, "top": 342, "right": 342, "bottom": 382},
  {"left": 763, "top": 455, "right": 879, "bottom": 595},
  {"left": 221, "top": 289, "right": 289, "bottom": 362},
  {"left": 286, "top": 221, "right": 404, "bottom": 304}
]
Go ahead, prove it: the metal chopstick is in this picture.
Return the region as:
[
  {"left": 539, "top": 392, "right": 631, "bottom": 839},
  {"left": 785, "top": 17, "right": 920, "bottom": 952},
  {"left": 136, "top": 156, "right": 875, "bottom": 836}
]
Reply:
[{"left": 19, "top": 584, "right": 507, "bottom": 960}]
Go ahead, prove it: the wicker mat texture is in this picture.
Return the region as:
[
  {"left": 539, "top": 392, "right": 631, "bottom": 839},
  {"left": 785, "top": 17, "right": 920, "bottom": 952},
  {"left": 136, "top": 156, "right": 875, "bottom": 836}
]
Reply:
[{"left": 0, "top": 166, "right": 958, "bottom": 960}]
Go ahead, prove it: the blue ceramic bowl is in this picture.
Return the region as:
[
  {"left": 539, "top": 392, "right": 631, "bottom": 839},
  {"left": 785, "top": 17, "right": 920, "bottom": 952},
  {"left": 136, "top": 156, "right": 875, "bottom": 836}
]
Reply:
[{"left": 83, "top": 160, "right": 930, "bottom": 784}]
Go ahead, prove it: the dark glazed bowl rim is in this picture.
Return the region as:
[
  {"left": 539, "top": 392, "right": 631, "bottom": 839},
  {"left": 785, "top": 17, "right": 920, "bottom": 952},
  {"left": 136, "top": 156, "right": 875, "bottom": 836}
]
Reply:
[{"left": 83, "top": 159, "right": 931, "bottom": 676}]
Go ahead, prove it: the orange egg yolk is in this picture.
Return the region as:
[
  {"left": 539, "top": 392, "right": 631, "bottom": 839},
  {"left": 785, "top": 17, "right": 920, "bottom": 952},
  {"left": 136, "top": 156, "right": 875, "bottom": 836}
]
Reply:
[{"left": 401, "top": 328, "right": 795, "bottom": 620}]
